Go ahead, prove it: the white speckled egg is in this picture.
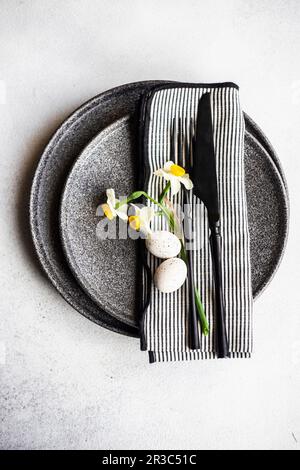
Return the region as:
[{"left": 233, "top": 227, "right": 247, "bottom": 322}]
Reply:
[
  {"left": 145, "top": 230, "right": 181, "bottom": 259},
  {"left": 154, "top": 258, "right": 187, "bottom": 293}
]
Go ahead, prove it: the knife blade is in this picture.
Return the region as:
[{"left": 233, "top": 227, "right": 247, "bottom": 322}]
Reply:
[
  {"left": 192, "top": 93, "right": 229, "bottom": 358},
  {"left": 192, "top": 93, "right": 219, "bottom": 224}
]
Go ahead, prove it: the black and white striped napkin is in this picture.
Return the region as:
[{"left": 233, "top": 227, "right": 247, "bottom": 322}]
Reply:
[{"left": 140, "top": 83, "right": 253, "bottom": 363}]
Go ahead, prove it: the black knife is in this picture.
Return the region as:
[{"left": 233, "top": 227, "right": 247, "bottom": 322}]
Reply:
[{"left": 191, "top": 93, "right": 229, "bottom": 358}]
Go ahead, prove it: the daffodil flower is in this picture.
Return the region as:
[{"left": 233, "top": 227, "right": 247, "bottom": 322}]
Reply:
[
  {"left": 154, "top": 161, "right": 193, "bottom": 196},
  {"left": 96, "top": 188, "right": 128, "bottom": 221},
  {"left": 128, "top": 204, "right": 155, "bottom": 236}
]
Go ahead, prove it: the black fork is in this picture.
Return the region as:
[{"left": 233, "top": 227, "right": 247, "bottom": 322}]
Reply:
[{"left": 171, "top": 118, "right": 200, "bottom": 350}]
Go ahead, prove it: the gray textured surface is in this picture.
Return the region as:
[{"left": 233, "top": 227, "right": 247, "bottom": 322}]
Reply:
[
  {"left": 245, "top": 133, "right": 288, "bottom": 296},
  {"left": 59, "top": 112, "right": 288, "bottom": 328},
  {"left": 31, "top": 81, "right": 288, "bottom": 333},
  {"left": 61, "top": 117, "right": 139, "bottom": 327},
  {"left": 30, "top": 81, "right": 159, "bottom": 337},
  {"left": 1, "top": 0, "right": 299, "bottom": 451}
]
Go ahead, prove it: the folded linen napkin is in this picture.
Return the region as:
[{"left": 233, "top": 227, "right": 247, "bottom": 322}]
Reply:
[{"left": 140, "top": 83, "right": 253, "bottom": 363}]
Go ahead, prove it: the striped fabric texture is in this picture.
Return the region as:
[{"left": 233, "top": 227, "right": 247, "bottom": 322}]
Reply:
[{"left": 141, "top": 84, "right": 253, "bottom": 363}]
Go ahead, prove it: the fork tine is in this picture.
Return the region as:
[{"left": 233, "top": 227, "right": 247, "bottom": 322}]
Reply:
[
  {"left": 184, "top": 117, "right": 190, "bottom": 172},
  {"left": 178, "top": 117, "right": 184, "bottom": 167},
  {"left": 171, "top": 118, "right": 176, "bottom": 162},
  {"left": 189, "top": 117, "right": 195, "bottom": 168}
]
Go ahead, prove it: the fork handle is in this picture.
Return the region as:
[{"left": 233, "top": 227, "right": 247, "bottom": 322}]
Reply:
[
  {"left": 209, "top": 222, "right": 229, "bottom": 358},
  {"left": 185, "top": 195, "right": 200, "bottom": 350}
]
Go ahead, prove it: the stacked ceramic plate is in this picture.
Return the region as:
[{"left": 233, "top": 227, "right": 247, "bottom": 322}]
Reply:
[{"left": 30, "top": 81, "right": 289, "bottom": 338}]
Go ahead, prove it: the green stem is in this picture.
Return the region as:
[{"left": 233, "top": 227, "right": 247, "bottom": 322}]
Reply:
[
  {"left": 115, "top": 191, "right": 144, "bottom": 208},
  {"left": 194, "top": 288, "right": 209, "bottom": 336},
  {"left": 115, "top": 187, "right": 209, "bottom": 336},
  {"left": 179, "top": 238, "right": 188, "bottom": 264},
  {"left": 158, "top": 181, "right": 171, "bottom": 203},
  {"left": 177, "top": 200, "right": 209, "bottom": 336},
  {"left": 115, "top": 190, "right": 173, "bottom": 230}
]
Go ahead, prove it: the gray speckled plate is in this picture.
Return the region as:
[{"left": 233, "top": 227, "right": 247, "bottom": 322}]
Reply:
[
  {"left": 60, "top": 116, "right": 139, "bottom": 327},
  {"left": 30, "top": 81, "right": 289, "bottom": 336},
  {"left": 60, "top": 113, "right": 288, "bottom": 328}
]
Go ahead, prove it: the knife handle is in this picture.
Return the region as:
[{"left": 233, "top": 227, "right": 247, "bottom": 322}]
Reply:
[{"left": 209, "top": 222, "right": 229, "bottom": 358}]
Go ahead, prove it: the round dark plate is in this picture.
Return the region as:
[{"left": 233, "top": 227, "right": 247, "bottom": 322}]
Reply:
[
  {"left": 30, "top": 81, "right": 289, "bottom": 335},
  {"left": 59, "top": 114, "right": 288, "bottom": 327}
]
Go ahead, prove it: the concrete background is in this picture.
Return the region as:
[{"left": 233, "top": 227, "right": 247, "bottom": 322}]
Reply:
[{"left": 0, "top": 0, "right": 299, "bottom": 450}]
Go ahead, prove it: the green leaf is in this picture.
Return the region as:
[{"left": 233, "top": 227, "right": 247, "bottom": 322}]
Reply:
[
  {"left": 115, "top": 191, "right": 144, "bottom": 209},
  {"left": 194, "top": 288, "right": 209, "bottom": 336},
  {"left": 127, "top": 191, "right": 145, "bottom": 201},
  {"left": 158, "top": 181, "right": 171, "bottom": 203}
]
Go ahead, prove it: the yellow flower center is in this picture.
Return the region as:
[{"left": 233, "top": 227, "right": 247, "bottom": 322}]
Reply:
[
  {"left": 129, "top": 215, "right": 140, "bottom": 231},
  {"left": 101, "top": 203, "right": 114, "bottom": 220},
  {"left": 170, "top": 164, "right": 185, "bottom": 177}
]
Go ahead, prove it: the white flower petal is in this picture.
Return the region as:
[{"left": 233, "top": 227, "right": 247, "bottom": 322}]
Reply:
[
  {"left": 153, "top": 161, "right": 193, "bottom": 198},
  {"left": 108, "top": 203, "right": 117, "bottom": 217},
  {"left": 106, "top": 188, "right": 116, "bottom": 207},
  {"left": 169, "top": 176, "right": 181, "bottom": 196},
  {"left": 154, "top": 168, "right": 169, "bottom": 179},
  {"left": 137, "top": 206, "right": 154, "bottom": 235},
  {"left": 140, "top": 206, "right": 155, "bottom": 223},
  {"left": 163, "top": 172, "right": 172, "bottom": 181},
  {"left": 140, "top": 220, "right": 152, "bottom": 236},
  {"left": 164, "top": 161, "right": 175, "bottom": 172},
  {"left": 130, "top": 203, "right": 141, "bottom": 215},
  {"left": 115, "top": 203, "right": 128, "bottom": 221},
  {"left": 179, "top": 174, "right": 193, "bottom": 190}
]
